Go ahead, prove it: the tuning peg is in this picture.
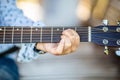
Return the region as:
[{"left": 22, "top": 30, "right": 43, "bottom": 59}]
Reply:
[
  {"left": 117, "top": 21, "right": 120, "bottom": 26},
  {"left": 104, "top": 46, "right": 109, "bottom": 55},
  {"left": 102, "top": 19, "right": 109, "bottom": 25},
  {"left": 115, "top": 48, "right": 120, "bottom": 56}
]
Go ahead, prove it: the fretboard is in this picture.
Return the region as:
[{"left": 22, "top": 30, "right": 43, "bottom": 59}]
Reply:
[{"left": 0, "top": 26, "right": 89, "bottom": 44}]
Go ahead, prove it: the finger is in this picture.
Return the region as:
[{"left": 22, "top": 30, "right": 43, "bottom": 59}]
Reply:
[
  {"left": 61, "top": 35, "right": 72, "bottom": 55},
  {"left": 49, "top": 39, "right": 65, "bottom": 55},
  {"left": 70, "top": 29, "right": 80, "bottom": 51},
  {"left": 61, "top": 35, "right": 72, "bottom": 50},
  {"left": 62, "top": 29, "right": 76, "bottom": 51}
]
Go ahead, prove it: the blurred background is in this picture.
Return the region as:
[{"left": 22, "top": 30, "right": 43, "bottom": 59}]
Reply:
[{"left": 17, "top": 0, "right": 120, "bottom": 80}]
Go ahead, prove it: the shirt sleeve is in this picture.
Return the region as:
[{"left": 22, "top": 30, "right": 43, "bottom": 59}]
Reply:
[
  {"left": 0, "top": 0, "right": 45, "bottom": 62},
  {"left": 17, "top": 43, "right": 40, "bottom": 62}
]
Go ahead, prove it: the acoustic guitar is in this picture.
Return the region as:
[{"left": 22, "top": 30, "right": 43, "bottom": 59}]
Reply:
[{"left": 0, "top": 21, "right": 120, "bottom": 55}]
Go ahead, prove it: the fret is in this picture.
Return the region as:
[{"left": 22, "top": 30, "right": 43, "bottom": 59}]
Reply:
[
  {"left": 76, "top": 27, "right": 88, "bottom": 42},
  {"left": 5, "top": 27, "right": 12, "bottom": 43},
  {"left": 12, "top": 26, "right": 14, "bottom": 43},
  {"left": 0, "top": 28, "right": 4, "bottom": 43},
  {"left": 64, "top": 27, "right": 74, "bottom": 30},
  {"left": 51, "top": 27, "right": 53, "bottom": 43},
  {"left": 13, "top": 28, "right": 21, "bottom": 43},
  {"left": 42, "top": 27, "right": 51, "bottom": 43},
  {"left": 32, "top": 28, "right": 41, "bottom": 43},
  {"left": 3, "top": 27, "right": 6, "bottom": 43},
  {"left": 53, "top": 27, "right": 62, "bottom": 42},
  {"left": 40, "top": 27, "right": 42, "bottom": 42},
  {"left": 21, "top": 27, "right": 23, "bottom": 43},
  {"left": 22, "top": 27, "right": 31, "bottom": 43}
]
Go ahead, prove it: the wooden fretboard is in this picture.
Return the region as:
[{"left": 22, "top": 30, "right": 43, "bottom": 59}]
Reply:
[{"left": 0, "top": 26, "right": 89, "bottom": 44}]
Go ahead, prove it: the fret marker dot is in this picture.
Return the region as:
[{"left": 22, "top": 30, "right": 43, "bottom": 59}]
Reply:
[
  {"left": 17, "top": 28, "right": 19, "bottom": 31},
  {"left": 57, "top": 28, "right": 59, "bottom": 31},
  {"left": 36, "top": 28, "right": 38, "bottom": 31}
]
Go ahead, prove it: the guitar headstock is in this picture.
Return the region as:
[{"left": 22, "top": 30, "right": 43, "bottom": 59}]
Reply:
[
  {"left": 91, "top": 20, "right": 120, "bottom": 56},
  {"left": 92, "top": 20, "right": 120, "bottom": 47}
]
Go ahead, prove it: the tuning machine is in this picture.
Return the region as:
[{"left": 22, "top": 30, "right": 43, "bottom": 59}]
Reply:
[
  {"left": 115, "top": 48, "right": 120, "bottom": 56},
  {"left": 102, "top": 39, "right": 109, "bottom": 55}
]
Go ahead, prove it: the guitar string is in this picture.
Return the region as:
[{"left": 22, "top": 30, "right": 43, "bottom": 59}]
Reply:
[
  {"left": 1, "top": 35, "right": 119, "bottom": 41},
  {"left": 0, "top": 32, "right": 119, "bottom": 35},
  {"left": 92, "top": 35, "right": 119, "bottom": 41},
  {"left": 0, "top": 32, "right": 118, "bottom": 34},
  {"left": 0, "top": 29, "right": 119, "bottom": 33},
  {"left": 0, "top": 28, "right": 116, "bottom": 32}
]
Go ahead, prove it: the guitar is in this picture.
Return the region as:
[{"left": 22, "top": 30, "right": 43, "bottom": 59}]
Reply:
[
  {"left": 0, "top": 23, "right": 120, "bottom": 55},
  {"left": 0, "top": 25, "right": 120, "bottom": 46}
]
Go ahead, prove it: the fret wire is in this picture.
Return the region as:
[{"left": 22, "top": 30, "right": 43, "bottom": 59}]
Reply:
[
  {"left": 51, "top": 27, "right": 53, "bottom": 43},
  {"left": 0, "top": 28, "right": 3, "bottom": 43},
  {"left": 30, "top": 26, "right": 32, "bottom": 43},
  {"left": 3, "top": 27, "right": 6, "bottom": 43},
  {"left": 40, "top": 27, "right": 42, "bottom": 42},
  {"left": 75, "top": 27, "right": 77, "bottom": 31},
  {"left": 63, "top": 27, "right": 64, "bottom": 31},
  {"left": 21, "top": 27, "right": 23, "bottom": 43},
  {"left": 12, "top": 26, "right": 14, "bottom": 43}
]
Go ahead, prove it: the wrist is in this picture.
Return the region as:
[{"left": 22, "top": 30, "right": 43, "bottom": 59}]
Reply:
[{"left": 34, "top": 43, "right": 46, "bottom": 54}]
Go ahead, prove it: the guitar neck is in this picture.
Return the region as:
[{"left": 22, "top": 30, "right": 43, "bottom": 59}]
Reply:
[{"left": 0, "top": 26, "right": 90, "bottom": 44}]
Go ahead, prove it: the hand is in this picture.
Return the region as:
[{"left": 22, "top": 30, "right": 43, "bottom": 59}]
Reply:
[{"left": 36, "top": 29, "right": 80, "bottom": 55}]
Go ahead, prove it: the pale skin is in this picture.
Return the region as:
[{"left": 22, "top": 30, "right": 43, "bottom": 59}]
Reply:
[{"left": 36, "top": 29, "right": 80, "bottom": 55}]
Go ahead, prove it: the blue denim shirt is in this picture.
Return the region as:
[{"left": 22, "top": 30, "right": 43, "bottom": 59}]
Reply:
[{"left": 0, "top": 0, "right": 45, "bottom": 62}]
